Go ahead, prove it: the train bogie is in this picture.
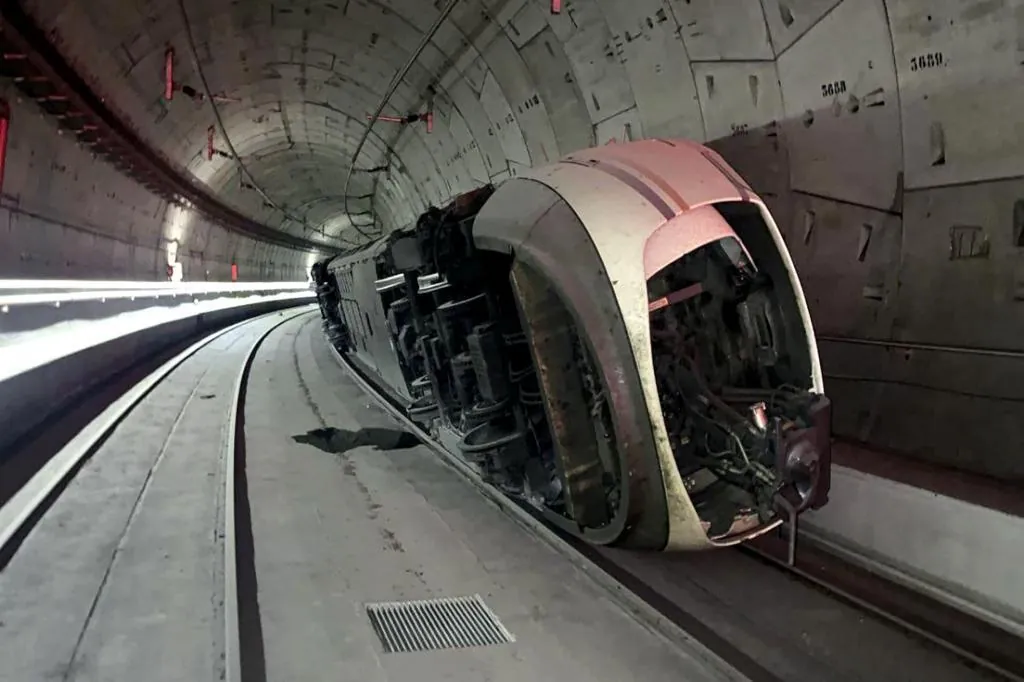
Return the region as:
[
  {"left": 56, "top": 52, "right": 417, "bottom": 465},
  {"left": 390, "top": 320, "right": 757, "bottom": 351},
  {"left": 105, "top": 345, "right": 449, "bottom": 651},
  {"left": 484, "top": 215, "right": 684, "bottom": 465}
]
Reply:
[{"left": 313, "top": 139, "right": 832, "bottom": 551}]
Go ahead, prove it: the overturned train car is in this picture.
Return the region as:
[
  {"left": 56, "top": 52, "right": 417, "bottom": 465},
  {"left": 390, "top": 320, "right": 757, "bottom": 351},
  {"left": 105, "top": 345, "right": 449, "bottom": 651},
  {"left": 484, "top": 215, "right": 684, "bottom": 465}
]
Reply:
[{"left": 312, "top": 139, "right": 832, "bottom": 551}]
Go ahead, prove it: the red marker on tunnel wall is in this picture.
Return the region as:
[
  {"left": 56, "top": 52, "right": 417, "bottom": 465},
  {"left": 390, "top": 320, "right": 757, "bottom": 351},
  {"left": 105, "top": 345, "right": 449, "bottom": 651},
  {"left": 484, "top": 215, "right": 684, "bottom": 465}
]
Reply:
[
  {"left": 231, "top": 263, "right": 238, "bottom": 282},
  {"left": 165, "top": 47, "right": 174, "bottom": 101},
  {"left": 0, "top": 100, "right": 9, "bottom": 195},
  {"left": 551, "top": 0, "right": 561, "bottom": 14}
]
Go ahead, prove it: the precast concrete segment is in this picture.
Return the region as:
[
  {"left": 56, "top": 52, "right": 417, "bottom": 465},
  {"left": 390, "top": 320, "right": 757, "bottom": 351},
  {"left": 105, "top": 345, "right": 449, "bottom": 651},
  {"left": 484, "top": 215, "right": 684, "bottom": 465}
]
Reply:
[
  {"left": 0, "top": 313, "right": 285, "bottom": 682},
  {"left": 242, "top": 313, "right": 742, "bottom": 682}
]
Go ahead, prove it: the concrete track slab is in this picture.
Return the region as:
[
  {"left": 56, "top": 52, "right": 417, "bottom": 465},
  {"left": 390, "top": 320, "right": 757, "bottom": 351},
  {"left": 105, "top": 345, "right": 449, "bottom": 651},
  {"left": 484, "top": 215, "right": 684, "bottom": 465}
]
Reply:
[
  {"left": 0, "top": 315, "right": 281, "bottom": 682},
  {"left": 244, "top": 313, "right": 740, "bottom": 682}
]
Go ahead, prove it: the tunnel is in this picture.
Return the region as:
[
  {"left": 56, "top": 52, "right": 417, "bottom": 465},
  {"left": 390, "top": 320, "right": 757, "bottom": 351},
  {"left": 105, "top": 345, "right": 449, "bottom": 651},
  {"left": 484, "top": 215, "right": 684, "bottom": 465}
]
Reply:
[
  {"left": 2, "top": 0, "right": 1017, "bottom": 493},
  {"left": 0, "top": 1, "right": 1022, "bottom": 677}
]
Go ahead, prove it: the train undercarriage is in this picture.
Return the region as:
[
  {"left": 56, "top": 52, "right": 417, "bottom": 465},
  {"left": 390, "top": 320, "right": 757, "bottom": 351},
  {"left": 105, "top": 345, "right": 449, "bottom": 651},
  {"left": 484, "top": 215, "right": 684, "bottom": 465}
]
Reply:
[{"left": 313, "top": 181, "right": 830, "bottom": 549}]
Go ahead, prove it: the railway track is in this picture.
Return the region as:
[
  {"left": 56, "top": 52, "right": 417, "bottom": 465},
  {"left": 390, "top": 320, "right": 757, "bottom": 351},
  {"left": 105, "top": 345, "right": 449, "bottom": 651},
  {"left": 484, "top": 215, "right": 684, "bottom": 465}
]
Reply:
[
  {"left": 741, "top": 533, "right": 1023, "bottom": 681},
  {"left": 0, "top": 307, "right": 313, "bottom": 682},
  {"left": 328, "top": 340, "right": 1020, "bottom": 682}
]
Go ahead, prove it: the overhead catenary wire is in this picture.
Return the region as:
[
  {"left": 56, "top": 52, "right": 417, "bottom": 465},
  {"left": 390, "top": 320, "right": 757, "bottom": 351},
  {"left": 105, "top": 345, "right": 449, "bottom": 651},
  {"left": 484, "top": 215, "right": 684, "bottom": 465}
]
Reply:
[
  {"left": 175, "top": 0, "right": 348, "bottom": 247},
  {"left": 340, "top": 0, "right": 462, "bottom": 246}
]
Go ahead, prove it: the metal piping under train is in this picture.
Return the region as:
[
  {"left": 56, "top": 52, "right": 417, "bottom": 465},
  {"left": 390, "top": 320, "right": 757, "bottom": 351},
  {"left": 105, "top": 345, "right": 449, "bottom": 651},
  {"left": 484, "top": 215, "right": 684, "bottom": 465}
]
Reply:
[{"left": 312, "top": 138, "right": 832, "bottom": 551}]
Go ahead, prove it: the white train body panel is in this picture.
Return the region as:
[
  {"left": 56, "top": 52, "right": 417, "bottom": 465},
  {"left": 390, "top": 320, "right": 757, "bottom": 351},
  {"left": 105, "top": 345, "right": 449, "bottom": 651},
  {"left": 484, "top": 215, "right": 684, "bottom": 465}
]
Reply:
[{"left": 518, "top": 139, "right": 824, "bottom": 549}]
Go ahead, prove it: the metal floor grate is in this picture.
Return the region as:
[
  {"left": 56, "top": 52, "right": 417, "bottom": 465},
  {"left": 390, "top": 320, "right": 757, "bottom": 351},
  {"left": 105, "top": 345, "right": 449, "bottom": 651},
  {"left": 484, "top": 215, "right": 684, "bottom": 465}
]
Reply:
[{"left": 366, "top": 595, "right": 515, "bottom": 653}]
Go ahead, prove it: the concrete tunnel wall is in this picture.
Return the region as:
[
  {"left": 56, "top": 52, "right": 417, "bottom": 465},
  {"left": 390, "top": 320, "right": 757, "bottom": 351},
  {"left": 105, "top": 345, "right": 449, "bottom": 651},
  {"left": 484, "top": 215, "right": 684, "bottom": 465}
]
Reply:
[
  {"left": 5, "top": 0, "right": 1023, "bottom": 479},
  {"left": 0, "top": 83, "right": 311, "bottom": 281}
]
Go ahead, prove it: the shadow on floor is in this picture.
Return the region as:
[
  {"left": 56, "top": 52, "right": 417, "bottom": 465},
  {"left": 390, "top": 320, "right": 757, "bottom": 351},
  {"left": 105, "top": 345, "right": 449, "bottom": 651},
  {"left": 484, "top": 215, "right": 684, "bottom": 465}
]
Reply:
[{"left": 292, "top": 426, "right": 420, "bottom": 455}]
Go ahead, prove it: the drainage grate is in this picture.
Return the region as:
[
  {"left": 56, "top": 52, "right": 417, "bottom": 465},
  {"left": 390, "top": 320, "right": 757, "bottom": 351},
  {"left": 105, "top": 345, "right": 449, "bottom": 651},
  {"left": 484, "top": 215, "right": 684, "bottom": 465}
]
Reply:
[{"left": 365, "top": 594, "right": 514, "bottom": 653}]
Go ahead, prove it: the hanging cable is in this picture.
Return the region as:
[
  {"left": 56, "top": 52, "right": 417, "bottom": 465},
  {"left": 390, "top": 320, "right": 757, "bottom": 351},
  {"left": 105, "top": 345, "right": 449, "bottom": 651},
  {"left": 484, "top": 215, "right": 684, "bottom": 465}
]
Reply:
[
  {"left": 174, "top": 0, "right": 350, "bottom": 245},
  {"left": 341, "top": 0, "right": 461, "bottom": 245}
]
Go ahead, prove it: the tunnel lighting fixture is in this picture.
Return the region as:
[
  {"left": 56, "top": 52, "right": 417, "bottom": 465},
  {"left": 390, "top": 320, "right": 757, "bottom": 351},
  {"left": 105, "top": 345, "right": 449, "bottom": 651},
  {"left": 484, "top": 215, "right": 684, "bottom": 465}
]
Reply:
[{"left": 365, "top": 111, "right": 433, "bottom": 133}]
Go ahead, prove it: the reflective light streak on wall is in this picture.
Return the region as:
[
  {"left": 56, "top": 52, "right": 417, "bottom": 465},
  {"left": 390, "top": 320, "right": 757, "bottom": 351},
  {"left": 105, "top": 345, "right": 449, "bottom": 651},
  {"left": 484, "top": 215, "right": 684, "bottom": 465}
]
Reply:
[{"left": 0, "top": 99, "right": 9, "bottom": 194}]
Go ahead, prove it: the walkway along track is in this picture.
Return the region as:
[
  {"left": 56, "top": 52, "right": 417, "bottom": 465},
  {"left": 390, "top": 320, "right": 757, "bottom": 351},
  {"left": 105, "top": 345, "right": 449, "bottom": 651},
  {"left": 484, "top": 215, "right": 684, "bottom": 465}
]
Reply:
[
  {"left": 0, "top": 307, "right": 314, "bottom": 682},
  {"left": 327, "top": 342, "right": 1022, "bottom": 682}
]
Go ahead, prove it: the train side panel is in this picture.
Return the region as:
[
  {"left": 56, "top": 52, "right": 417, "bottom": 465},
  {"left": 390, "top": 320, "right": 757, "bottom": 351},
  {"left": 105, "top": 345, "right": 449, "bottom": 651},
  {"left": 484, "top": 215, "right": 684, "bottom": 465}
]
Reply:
[{"left": 328, "top": 246, "right": 414, "bottom": 404}]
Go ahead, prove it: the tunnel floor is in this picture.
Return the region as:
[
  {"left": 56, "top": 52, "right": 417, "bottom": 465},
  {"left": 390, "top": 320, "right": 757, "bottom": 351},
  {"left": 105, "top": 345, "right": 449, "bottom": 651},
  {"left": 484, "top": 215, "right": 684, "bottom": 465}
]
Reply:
[{"left": 0, "top": 311, "right": 1001, "bottom": 682}]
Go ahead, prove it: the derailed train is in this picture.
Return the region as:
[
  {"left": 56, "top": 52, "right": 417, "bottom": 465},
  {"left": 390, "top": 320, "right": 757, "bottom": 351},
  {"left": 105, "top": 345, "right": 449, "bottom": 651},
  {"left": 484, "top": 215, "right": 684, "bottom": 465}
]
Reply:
[{"left": 312, "top": 139, "right": 832, "bottom": 551}]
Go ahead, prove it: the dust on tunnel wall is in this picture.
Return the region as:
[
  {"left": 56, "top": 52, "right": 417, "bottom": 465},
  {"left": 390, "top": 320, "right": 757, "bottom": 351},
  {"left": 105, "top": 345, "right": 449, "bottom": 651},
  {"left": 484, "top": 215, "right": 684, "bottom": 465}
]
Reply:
[
  {"left": 15, "top": 0, "right": 1024, "bottom": 478},
  {"left": 0, "top": 84, "right": 310, "bottom": 282}
]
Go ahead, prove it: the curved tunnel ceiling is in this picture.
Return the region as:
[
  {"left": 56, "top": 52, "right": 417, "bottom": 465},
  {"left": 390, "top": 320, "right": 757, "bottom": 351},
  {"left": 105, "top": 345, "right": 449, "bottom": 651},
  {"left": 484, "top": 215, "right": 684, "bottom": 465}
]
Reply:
[
  {"left": 21, "top": 0, "right": 1022, "bottom": 237},
  {"left": 15, "top": 0, "right": 1024, "bottom": 336},
  {"left": 17, "top": 0, "right": 917, "bottom": 243},
  {"left": 15, "top": 0, "right": 833, "bottom": 245},
  {"left": 24, "top": 0, "right": 497, "bottom": 245}
]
